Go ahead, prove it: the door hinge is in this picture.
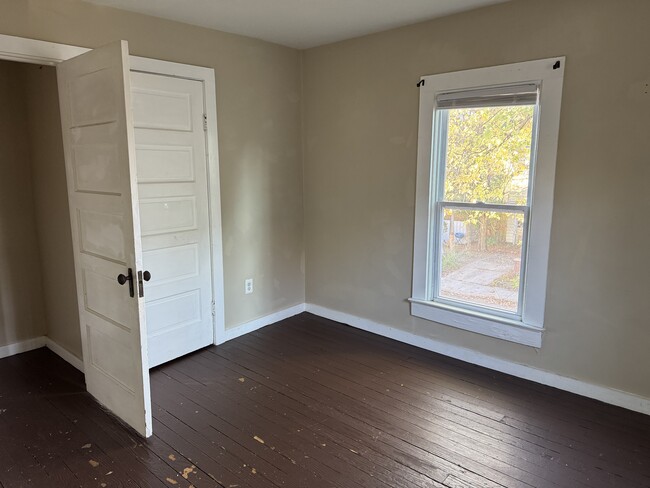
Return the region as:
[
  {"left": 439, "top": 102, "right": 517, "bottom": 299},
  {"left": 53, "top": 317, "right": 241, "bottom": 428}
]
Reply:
[
  {"left": 203, "top": 113, "right": 208, "bottom": 132},
  {"left": 211, "top": 300, "right": 216, "bottom": 317}
]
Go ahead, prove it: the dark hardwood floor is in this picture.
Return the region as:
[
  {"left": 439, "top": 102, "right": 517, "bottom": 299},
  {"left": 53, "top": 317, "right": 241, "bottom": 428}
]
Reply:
[{"left": 1, "top": 313, "right": 649, "bottom": 487}]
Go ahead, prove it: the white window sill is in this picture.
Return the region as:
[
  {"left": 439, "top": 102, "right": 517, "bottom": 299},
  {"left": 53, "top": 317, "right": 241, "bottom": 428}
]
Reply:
[{"left": 408, "top": 298, "right": 543, "bottom": 347}]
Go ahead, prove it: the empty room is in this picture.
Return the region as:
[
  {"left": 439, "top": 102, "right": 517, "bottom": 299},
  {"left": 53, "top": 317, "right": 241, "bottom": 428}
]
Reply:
[{"left": 0, "top": 0, "right": 648, "bottom": 486}]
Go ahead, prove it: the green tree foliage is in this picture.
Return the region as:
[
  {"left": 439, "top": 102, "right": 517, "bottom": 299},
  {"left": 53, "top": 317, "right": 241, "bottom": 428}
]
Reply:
[
  {"left": 442, "top": 105, "right": 534, "bottom": 250},
  {"left": 444, "top": 105, "right": 534, "bottom": 204}
]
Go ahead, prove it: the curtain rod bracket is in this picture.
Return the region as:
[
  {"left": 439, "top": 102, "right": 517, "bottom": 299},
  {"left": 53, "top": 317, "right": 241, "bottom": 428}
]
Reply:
[
  {"left": 553, "top": 60, "right": 561, "bottom": 70},
  {"left": 417, "top": 80, "right": 425, "bottom": 87}
]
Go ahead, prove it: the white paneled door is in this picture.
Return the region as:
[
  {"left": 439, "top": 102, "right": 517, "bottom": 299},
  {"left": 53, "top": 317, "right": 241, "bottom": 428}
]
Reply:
[
  {"left": 57, "top": 41, "right": 152, "bottom": 437},
  {"left": 130, "top": 72, "right": 214, "bottom": 368}
]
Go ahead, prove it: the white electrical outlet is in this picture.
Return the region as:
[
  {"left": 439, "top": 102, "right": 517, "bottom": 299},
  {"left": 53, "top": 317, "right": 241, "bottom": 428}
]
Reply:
[{"left": 245, "top": 278, "right": 253, "bottom": 294}]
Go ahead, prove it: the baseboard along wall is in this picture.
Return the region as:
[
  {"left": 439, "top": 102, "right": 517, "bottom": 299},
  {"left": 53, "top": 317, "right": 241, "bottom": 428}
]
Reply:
[
  {"left": 0, "top": 336, "right": 46, "bottom": 360},
  {"left": 2, "top": 302, "right": 647, "bottom": 416},
  {"left": 0, "top": 336, "right": 83, "bottom": 372},
  {"left": 216, "top": 303, "right": 306, "bottom": 345},
  {"left": 44, "top": 337, "right": 84, "bottom": 372},
  {"left": 305, "top": 303, "right": 650, "bottom": 416}
]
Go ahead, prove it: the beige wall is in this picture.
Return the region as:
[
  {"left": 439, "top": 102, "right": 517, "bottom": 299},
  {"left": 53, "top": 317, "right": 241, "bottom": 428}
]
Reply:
[
  {"left": 303, "top": 0, "right": 650, "bottom": 398},
  {"left": 20, "top": 63, "right": 83, "bottom": 358},
  {"left": 0, "top": 60, "right": 48, "bottom": 347},
  {"left": 0, "top": 0, "right": 305, "bottom": 357},
  {"left": 1, "top": 0, "right": 648, "bottom": 402}
]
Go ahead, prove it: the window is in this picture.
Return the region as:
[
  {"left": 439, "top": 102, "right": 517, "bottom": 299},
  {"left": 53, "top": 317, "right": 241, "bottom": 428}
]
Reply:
[{"left": 410, "top": 58, "right": 565, "bottom": 347}]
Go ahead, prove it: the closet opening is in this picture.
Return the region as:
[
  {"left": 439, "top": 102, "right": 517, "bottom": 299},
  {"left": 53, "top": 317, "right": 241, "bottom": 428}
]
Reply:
[
  {"left": 0, "top": 37, "right": 224, "bottom": 437},
  {"left": 0, "top": 59, "right": 81, "bottom": 371}
]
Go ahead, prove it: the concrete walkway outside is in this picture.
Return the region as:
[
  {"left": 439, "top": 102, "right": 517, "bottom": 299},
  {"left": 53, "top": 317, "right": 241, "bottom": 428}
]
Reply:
[{"left": 440, "top": 250, "right": 519, "bottom": 311}]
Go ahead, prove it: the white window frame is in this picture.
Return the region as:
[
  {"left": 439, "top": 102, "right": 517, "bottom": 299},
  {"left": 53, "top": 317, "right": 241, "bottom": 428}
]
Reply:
[{"left": 410, "top": 57, "right": 565, "bottom": 347}]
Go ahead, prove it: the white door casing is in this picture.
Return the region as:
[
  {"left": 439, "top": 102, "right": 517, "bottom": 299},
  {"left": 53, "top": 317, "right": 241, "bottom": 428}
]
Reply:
[
  {"left": 57, "top": 41, "right": 152, "bottom": 437},
  {"left": 0, "top": 34, "right": 226, "bottom": 350},
  {"left": 130, "top": 72, "right": 214, "bottom": 367}
]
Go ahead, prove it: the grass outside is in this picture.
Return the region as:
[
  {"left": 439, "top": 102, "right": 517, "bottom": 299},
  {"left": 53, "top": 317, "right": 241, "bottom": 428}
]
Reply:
[
  {"left": 441, "top": 249, "right": 474, "bottom": 276},
  {"left": 490, "top": 270, "right": 520, "bottom": 291}
]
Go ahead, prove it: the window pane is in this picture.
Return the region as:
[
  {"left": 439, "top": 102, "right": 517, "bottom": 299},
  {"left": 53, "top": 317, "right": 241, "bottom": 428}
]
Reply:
[
  {"left": 442, "top": 105, "right": 535, "bottom": 205},
  {"left": 437, "top": 207, "right": 525, "bottom": 314}
]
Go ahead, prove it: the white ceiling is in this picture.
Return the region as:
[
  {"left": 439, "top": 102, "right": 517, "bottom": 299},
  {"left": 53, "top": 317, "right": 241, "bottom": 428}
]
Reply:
[{"left": 84, "top": 0, "right": 510, "bottom": 49}]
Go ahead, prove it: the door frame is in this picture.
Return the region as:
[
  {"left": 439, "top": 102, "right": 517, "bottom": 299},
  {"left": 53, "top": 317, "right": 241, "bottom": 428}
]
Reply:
[{"left": 0, "top": 33, "right": 227, "bottom": 348}]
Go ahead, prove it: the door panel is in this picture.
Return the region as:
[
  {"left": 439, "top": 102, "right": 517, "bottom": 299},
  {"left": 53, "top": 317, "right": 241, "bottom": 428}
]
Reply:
[
  {"left": 57, "top": 41, "right": 152, "bottom": 437},
  {"left": 139, "top": 197, "right": 197, "bottom": 236},
  {"left": 135, "top": 145, "right": 195, "bottom": 183},
  {"left": 131, "top": 88, "right": 192, "bottom": 131},
  {"left": 130, "top": 72, "right": 213, "bottom": 368}
]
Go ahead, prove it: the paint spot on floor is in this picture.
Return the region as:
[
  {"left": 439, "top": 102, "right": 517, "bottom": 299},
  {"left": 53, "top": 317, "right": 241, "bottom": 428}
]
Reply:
[
  {"left": 238, "top": 377, "right": 245, "bottom": 383},
  {"left": 88, "top": 460, "right": 99, "bottom": 468},
  {"left": 181, "top": 466, "right": 196, "bottom": 479},
  {"left": 166, "top": 477, "right": 178, "bottom": 485},
  {"left": 168, "top": 454, "right": 176, "bottom": 461},
  {"left": 253, "top": 435, "right": 265, "bottom": 444},
  {"left": 81, "top": 443, "right": 92, "bottom": 449}
]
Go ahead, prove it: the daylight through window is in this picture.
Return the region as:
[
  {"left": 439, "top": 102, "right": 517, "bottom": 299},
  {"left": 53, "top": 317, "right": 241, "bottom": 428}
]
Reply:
[
  {"left": 410, "top": 58, "right": 565, "bottom": 346},
  {"left": 432, "top": 88, "right": 538, "bottom": 317}
]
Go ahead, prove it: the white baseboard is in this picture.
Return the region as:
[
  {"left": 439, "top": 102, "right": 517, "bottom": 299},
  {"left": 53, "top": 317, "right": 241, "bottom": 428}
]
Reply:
[
  {"left": 306, "top": 303, "right": 650, "bottom": 416},
  {"left": 5, "top": 304, "right": 646, "bottom": 416},
  {"left": 0, "top": 336, "right": 83, "bottom": 374},
  {"left": 0, "top": 336, "right": 46, "bottom": 360},
  {"left": 216, "top": 303, "right": 306, "bottom": 345},
  {"left": 44, "top": 338, "right": 84, "bottom": 372}
]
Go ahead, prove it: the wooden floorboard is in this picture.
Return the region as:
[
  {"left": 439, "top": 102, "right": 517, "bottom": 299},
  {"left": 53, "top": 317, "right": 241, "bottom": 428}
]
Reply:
[{"left": 1, "top": 312, "right": 649, "bottom": 487}]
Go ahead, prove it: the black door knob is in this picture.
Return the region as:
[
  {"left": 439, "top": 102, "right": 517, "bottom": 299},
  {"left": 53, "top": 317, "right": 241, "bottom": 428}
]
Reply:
[
  {"left": 116, "top": 268, "right": 135, "bottom": 297},
  {"left": 137, "top": 270, "right": 152, "bottom": 298}
]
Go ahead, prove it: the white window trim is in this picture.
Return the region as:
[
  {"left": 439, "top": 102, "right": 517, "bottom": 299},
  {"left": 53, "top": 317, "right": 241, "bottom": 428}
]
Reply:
[{"left": 410, "top": 57, "right": 565, "bottom": 348}]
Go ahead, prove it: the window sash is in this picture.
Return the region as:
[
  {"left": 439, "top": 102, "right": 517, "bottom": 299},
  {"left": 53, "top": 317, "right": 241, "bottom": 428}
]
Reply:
[
  {"left": 434, "top": 103, "right": 540, "bottom": 207},
  {"left": 430, "top": 202, "right": 529, "bottom": 318},
  {"left": 437, "top": 201, "right": 528, "bottom": 212}
]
